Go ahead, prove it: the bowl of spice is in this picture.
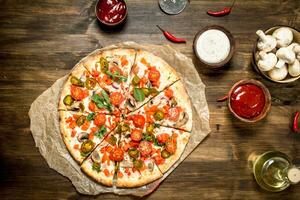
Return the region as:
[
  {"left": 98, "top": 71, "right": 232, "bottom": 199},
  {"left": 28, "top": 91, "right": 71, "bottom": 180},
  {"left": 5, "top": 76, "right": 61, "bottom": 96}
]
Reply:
[
  {"left": 193, "top": 25, "right": 235, "bottom": 69},
  {"left": 219, "top": 79, "right": 271, "bottom": 123},
  {"left": 95, "top": 0, "right": 127, "bottom": 27}
]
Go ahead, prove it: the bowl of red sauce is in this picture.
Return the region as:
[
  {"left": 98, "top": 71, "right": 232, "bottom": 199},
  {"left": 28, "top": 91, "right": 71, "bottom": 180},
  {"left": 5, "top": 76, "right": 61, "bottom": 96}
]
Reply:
[
  {"left": 227, "top": 79, "right": 271, "bottom": 123},
  {"left": 95, "top": 0, "right": 127, "bottom": 26}
]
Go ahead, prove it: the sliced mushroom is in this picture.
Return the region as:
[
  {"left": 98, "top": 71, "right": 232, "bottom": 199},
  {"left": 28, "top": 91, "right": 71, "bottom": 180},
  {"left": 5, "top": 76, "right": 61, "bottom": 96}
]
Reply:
[
  {"left": 91, "top": 150, "right": 101, "bottom": 163},
  {"left": 77, "top": 132, "right": 89, "bottom": 142},
  {"left": 170, "top": 97, "right": 178, "bottom": 107},
  {"left": 174, "top": 112, "right": 189, "bottom": 128},
  {"left": 127, "top": 96, "right": 136, "bottom": 108},
  {"left": 147, "top": 161, "right": 154, "bottom": 172}
]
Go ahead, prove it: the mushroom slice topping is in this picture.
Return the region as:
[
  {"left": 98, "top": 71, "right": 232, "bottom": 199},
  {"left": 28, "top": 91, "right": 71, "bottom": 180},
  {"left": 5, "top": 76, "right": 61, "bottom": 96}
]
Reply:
[
  {"left": 77, "top": 132, "right": 89, "bottom": 142},
  {"left": 127, "top": 96, "right": 136, "bottom": 108},
  {"left": 91, "top": 150, "right": 101, "bottom": 163},
  {"left": 174, "top": 111, "right": 189, "bottom": 128}
]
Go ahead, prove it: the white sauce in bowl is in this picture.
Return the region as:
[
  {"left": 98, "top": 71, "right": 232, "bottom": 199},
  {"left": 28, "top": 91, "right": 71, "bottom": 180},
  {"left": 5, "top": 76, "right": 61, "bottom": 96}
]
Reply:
[{"left": 196, "top": 29, "right": 230, "bottom": 64}]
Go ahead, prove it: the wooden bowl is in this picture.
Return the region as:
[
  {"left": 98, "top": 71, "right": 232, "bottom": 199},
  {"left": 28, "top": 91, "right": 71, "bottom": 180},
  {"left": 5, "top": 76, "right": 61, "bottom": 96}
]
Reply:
[
  {"left": 95, "top": 0, "right": 127, "bottom": 27},
  {"left": 227, "top": 79, "right": 271, "bottom": 123},
  {"left": 252, "top": 25, "right": 300, "bottom": 83},
  {"left": 193, "top": 25, "right": 235, "bottom": 69}
]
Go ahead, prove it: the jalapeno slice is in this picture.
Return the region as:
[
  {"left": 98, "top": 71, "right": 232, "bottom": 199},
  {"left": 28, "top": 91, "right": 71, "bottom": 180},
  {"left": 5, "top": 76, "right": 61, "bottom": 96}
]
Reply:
[
  {"left": 132, "top": 75, "right": 140, "bottom": 85},
  {"left": 100, "top": 57, "right": 109, "bottom": 73},
  {"left": 85, "top": 78, "right": 97, "bottom": 89},
  {"left": 161, "top": 149, "right": 171, "bottom": 158},
  {"left": 63, "top": 95, "right": 74, "bottom": 106},
  {"left": 70, "top": 76, "right": 84, "bottom": 87},
  {"left": 149, "top": 88, "right": 159, "bottom": 96},
  {"left": 133, "top": 159, "right": 143, "bottom": 169},
  {"left": 154, "top": 110, "right": 165, "bottom": 121},
  {"left": 76, "top": 115, "right": 86, "bottom": 126},
  {"left": 142, "top": 88, "right": 150, "bottom": 97},
  {"left": 128, "top": 148, "right": 139, "bottom": 158},
  {"left": 146, "top": 124, "right": 155, "bottom": 134},
  {"left": 108, "top": 135, "right": 117, "bottom": 146},
  {"left": 80, "top": 140, "right": 95, "bottom": 154}
]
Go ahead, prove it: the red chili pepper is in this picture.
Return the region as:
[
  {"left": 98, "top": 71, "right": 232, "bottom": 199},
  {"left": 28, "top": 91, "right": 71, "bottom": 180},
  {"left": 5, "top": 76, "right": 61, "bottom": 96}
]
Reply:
[
  {"left": 207, "top": 0, "right": 236, "bottom": 17},
  {"left": 292, "top": 111, "right": 299, "bottom": 133},
  {"left": 217, "top": 94, "right": 228, "bottom": 102},
  {"left": 156, "top": 25, "right": 186, "bottom": 43}
]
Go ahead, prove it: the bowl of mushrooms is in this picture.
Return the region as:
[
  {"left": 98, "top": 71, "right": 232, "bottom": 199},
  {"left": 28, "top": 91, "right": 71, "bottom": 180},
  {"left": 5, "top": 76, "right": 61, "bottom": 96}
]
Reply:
[{"left": 253, "top": 26, "right": 300, "bottom": 83}]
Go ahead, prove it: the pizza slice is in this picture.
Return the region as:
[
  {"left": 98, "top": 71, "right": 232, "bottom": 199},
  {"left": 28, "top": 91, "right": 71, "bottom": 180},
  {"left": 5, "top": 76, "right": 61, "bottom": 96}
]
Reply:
[
  {"left": 120, "top": 115, "right": 190, "bottom": 174},
  {"left": 59, "top": 111, "right": 120, "bottom": 163},
  {"left": 58, "top": 64, "right": 122, "bottom": 115},
  {"left": 82, "top": 48, "right": 137, "bottom": 113},
  {"left": 80, "top": 132, "right": 122, "bottom": 186},
  {"left": 112, "top": 122, "right": 163, "bottom": 187},
  {"left": 125, "top": 50, "right": 180, "bottom": 113},
  {"left": 146, "top": 125, "right": 190, "bottom": 174},
  {"left": 129, "top": 80, "right": 193, "bottom": 132}
]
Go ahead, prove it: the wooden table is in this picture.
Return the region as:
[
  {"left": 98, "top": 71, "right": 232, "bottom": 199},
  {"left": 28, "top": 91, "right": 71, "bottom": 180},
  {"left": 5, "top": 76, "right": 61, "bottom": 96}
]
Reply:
[{"left": 1, "top": 0, "right": 300, "bottom": 199}]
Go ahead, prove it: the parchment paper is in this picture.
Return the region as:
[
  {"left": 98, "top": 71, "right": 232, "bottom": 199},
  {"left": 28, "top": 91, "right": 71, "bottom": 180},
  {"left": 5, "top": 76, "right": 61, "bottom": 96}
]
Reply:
[{"left": 29, "top": 42, "right": 211, "bottom": 196}]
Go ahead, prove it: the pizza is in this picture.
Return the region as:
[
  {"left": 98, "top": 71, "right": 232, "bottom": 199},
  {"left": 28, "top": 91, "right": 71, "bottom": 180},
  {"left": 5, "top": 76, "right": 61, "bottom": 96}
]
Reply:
[{"left": 59, "top": 48, "right": 193, "bottom": 187}]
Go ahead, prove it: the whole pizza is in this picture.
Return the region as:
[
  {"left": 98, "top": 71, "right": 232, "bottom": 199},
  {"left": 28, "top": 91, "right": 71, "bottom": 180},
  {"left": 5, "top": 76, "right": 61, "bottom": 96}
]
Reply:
[{"left": 58, "top": 48, "right": 193, "bottom": 187}]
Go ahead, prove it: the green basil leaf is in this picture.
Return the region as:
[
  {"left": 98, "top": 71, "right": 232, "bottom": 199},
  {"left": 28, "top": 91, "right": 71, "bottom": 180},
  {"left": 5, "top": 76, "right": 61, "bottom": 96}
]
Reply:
[
  {"left": 106, "top": 70, "right": 127, "bottom": 82},
  {"left": 87, "top": 112, "right": 95, "bottom": 121},
  {"left": 133, "top": 88, "right": 145, "bottom": 102},
  {"left": 95, "top": 126, "right": 107, "bottom": 138}
]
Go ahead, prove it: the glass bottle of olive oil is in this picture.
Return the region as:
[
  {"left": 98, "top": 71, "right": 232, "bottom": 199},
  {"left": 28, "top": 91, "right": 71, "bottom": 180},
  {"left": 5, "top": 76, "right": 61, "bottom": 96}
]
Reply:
[{"left": 249, "top": 151, "right": 300, "bottom": 192}]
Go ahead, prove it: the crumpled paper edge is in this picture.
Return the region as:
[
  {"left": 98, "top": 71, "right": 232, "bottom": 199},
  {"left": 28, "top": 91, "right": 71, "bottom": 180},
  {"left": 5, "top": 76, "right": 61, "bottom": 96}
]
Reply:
[{"left": 29, "top": 42, "right": 211, "bottom": 197}]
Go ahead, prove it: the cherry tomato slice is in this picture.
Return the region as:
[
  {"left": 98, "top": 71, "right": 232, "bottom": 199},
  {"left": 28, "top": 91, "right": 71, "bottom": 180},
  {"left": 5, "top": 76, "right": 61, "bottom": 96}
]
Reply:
[
  {"left": 70, "top": 85, "right": 88, "bottom": 101},
  {"left": 148, "top": 68, "right": 160, "bottom": 82},
  {"left": 132, "top": 114, "right": 146, "bottom": 128},
  {"left": 156, "top": 133, "right": 169, "bottom": 144},
  {"left": 168, "top": 106, "right": 181, "bottom": 121},
  {"left": 138, "top": 141, "right": 152, "bottom": 157},
  {"left": 110, "top": 92, "right": 124, "bottom": 106},
  {"left": 94, "top": 113, "right": 106, "bottom": 126},
  {"left": 131, "top": 129, "right": 142, "bottom": 142},
  {"left": 109, "top": 147, "right": 124, "bottom": 161}
]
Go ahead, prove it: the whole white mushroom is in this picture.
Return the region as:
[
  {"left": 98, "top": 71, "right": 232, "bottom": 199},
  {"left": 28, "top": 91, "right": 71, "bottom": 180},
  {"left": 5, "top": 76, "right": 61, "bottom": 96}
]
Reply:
[
  {"left": 288, "top": 59, "right": 300, "bottom": 77},
  {"left": 275, "top": 47, "right": 296, "bottom": 68},
  {"left": 272, "top": 27, "right": 293, "bottom": 48},
  {"left": 268, "top": 65, "right": 288, "bottom": 81},
  {"left": 256, "top": 30, "right": 277, "bottom": 52},
  {"left": 257, "top": 51, "right": 277, "bottom": 71}
]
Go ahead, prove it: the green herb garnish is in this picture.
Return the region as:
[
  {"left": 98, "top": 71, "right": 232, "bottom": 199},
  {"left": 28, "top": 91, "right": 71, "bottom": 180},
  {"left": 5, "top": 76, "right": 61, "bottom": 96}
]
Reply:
[
  {"left": 133, "top": 87, "right": 145, "bottom": 102},
  {"left": 91, "top": 91, "right": 113, "bottom": 112},
  {"left": 106, "top": 70, "right": 127, "bottom": 82},
  {"left": 95, "top": 126, "right": 107, "bottom": 138},
  {"left": 86, "top": 112, "right": 96, "bottom": 121}
]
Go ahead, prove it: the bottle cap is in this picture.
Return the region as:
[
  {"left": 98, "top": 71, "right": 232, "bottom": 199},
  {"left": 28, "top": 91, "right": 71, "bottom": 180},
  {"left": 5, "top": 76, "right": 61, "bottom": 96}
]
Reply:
[{"left": 287, "top": 167, "right": 300, "bottom": 184}]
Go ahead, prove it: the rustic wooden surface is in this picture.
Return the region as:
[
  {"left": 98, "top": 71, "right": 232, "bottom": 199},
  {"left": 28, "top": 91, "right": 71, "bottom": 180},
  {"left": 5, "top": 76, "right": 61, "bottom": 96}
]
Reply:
[{"left": 1, "top": 0, "right": 300, "bottom": 199}]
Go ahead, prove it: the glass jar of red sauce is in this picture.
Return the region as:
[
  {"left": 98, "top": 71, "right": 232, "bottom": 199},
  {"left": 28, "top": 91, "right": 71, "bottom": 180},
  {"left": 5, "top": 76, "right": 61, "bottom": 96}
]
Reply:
[
  {"left": 220, "top": 79, "right": 271, "bottom": 122},
  {"left": 95, "top": 0, "right": 127, "bottom": 26}
]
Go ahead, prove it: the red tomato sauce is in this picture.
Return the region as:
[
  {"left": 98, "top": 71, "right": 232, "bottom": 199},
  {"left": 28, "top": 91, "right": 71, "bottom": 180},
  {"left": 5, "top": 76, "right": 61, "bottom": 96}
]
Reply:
[
  {"left": 230, "top": 84, "right": 265, "bottom": 119},
  {"left": 96, "top": 0, "right": 127, "bottom": 24}
]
